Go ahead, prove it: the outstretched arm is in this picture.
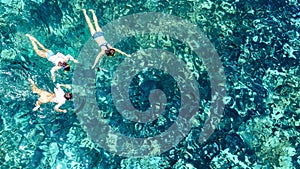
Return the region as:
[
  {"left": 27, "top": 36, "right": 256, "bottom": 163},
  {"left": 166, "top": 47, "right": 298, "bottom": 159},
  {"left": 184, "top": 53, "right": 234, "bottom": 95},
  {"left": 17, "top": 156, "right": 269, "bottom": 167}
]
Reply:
[
  {"left": 54, "top": 103, "right": 67, "bottom": 113},
  {"left": 50, "top": 66, "right": 61, "bottom": 82},
  {"left": 91, "top": 51, "right": 105, "bottom": 69},
  {"left": 56, "top": 83, "right": 71, "bottom": 89},
  {"left": 66, "top": 54, "right": 79, "bottom": 63},
  {"left": 112, "top": 47, "right": 131, "bottom": 57}
]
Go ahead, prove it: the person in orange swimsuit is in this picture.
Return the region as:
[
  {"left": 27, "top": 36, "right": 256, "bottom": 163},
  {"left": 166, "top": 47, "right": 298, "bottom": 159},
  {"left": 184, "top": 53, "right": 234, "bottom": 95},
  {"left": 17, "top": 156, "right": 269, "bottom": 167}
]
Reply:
[
  {"left": 28, "top": 78, "right": 72, "bottom": 113},
  {"left": 82, "top": 9, "right": 130, "bottom": 69}
]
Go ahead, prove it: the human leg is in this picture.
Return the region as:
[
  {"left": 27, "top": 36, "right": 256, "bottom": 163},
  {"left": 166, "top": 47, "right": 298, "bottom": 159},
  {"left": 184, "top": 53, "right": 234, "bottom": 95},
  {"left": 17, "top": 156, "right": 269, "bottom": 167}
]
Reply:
[
  {"left": 29, "top": 78, "right": 44, "bottom": 95},
  {"left": 29, "top": 78, "right": 53, "bottom": 100},
  {"left": 29, "top": 78, "right": 54, "bottom": 111},
  {"left": 33, "top": 94, "right": 54, "bottom": 111},
  {"left": 26, "top": 34, "right": 49, "bottom": 58},
  {"left": 89, "top": 9, "right": 103, "bottom": 32},
  {"left": 33, "top": 100, "right": 42, "bottom": 111},
  {"left": 83, "top": 9, "right": 96, "bottom": 36},
  {"left": 29, "top": 78, "right": 44, "bottom": 111},
  {"left": 26, "top": 34, "right": 48, "bottom": 50}
]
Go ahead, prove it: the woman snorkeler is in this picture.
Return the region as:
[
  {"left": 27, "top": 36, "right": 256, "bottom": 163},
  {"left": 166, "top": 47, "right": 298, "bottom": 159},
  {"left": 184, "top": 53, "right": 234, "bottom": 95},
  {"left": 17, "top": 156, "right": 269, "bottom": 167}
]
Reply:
[
  {"left": 26, "top": 34, "right": 78, "bottom": 82},
  {"left": 82, "top": 9, "right": 130, "bottom": 69}
]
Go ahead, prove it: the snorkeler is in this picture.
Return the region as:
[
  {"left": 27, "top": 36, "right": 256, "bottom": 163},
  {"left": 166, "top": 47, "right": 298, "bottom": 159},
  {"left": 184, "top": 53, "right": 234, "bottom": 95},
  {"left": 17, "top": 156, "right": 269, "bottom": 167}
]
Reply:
[
  {"left": 82, "top": 9, "right": 130, "bottom": 69},
  {"left": 28, "top": 78, "right": 72, "bottom": 113},
  {"left": 26, "top": 34, "right": 78, "bottom": 82}
]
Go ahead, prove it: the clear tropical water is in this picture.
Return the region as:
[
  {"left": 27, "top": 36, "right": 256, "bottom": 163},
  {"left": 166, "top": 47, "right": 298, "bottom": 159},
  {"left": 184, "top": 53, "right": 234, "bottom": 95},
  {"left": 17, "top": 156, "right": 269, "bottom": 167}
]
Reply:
[{"left": 0, "top": 0, "right": 300, "bottom": 168}]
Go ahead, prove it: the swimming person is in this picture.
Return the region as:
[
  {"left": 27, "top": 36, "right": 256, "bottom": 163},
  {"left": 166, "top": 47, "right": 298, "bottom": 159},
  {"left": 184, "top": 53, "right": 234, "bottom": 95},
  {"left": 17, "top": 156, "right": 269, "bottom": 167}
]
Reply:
[
  {"left": 26, "top": 34, "right": 78, "bottom": 82},
  {"left": 28, "top": 78, "right": 72, "bottom": 113},
  {"left": 82, "top": 9, "right": 130, "bottom": 69}
]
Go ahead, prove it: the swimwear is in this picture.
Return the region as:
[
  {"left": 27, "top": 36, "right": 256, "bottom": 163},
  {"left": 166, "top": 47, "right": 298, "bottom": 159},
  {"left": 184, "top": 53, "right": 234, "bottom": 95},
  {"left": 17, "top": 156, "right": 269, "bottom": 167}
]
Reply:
[
  {"left": 99, "top": 42, "right": 109, "bottom": 49},
  {"left": 52, "top": 86, "right": 66, "bottom": 104},
  {"left": 46, "top": 50, "right": 55, "bottom": 60},
  {"left": 92, "top": 32, "right": 110, "bottom": 49},
  {"left": 92, "top": 32, "right": 104, "bottom": 39}
]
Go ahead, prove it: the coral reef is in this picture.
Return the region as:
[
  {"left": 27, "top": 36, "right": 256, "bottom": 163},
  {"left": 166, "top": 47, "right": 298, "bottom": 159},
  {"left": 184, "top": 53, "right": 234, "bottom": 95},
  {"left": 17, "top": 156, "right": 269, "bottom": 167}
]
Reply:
[{"left": 0, "top": 0, "right": 299, "bottom": 168}]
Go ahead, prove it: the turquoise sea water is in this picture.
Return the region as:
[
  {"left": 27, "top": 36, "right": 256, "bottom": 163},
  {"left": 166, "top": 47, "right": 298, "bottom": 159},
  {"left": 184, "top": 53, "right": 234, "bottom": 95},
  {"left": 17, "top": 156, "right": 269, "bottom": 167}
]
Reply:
[{"left": 1, "top": 0, "right": 300, "bottom": 168}]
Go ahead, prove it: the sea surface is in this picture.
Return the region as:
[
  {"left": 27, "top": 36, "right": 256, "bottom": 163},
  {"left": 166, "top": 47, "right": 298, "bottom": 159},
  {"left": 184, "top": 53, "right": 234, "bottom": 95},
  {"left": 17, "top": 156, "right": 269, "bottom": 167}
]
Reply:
[{"left": 0, "top": 0, "right": 299, "bottom": 168}]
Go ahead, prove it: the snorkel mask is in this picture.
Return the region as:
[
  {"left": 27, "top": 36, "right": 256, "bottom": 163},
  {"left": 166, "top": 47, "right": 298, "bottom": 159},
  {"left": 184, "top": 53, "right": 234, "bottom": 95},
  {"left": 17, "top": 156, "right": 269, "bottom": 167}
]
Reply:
[
  {"left": 105, "top": 48, "right": 115, "bottom": 56},
  {"left": 58, "top": 62, "right": 70, "bottom": 71}
]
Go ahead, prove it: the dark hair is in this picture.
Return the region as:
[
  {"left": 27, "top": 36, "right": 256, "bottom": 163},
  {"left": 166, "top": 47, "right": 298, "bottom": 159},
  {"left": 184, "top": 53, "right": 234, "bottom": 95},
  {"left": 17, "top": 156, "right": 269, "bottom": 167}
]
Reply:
[
  {"left": 105, "top": 49, "right": 115, "bottom": 56},
  {"left": 64, "top": 92, "right": 72, "bottom": 100},
  {"left": 58, "top": 62, "right": 70, "bottom": 71}
]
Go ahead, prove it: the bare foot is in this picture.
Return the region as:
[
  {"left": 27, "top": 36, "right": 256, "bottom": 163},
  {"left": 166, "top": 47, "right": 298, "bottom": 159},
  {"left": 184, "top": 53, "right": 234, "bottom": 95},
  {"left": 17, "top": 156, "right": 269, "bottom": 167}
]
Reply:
[
  {"left": 89, "top": 9, "right": 95, "bottom": 14},
  {"left": 25, "top": 34, "right": 36, "bottom": 41},
  {"left": 82, "top": 9, "right": 87, "bottom": 14},
  {"left": 28, "top": 78, "right": 34, "bottom": 85},
  {"left": 33, "top": 106, "right": 39, "bottom": 111}
]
